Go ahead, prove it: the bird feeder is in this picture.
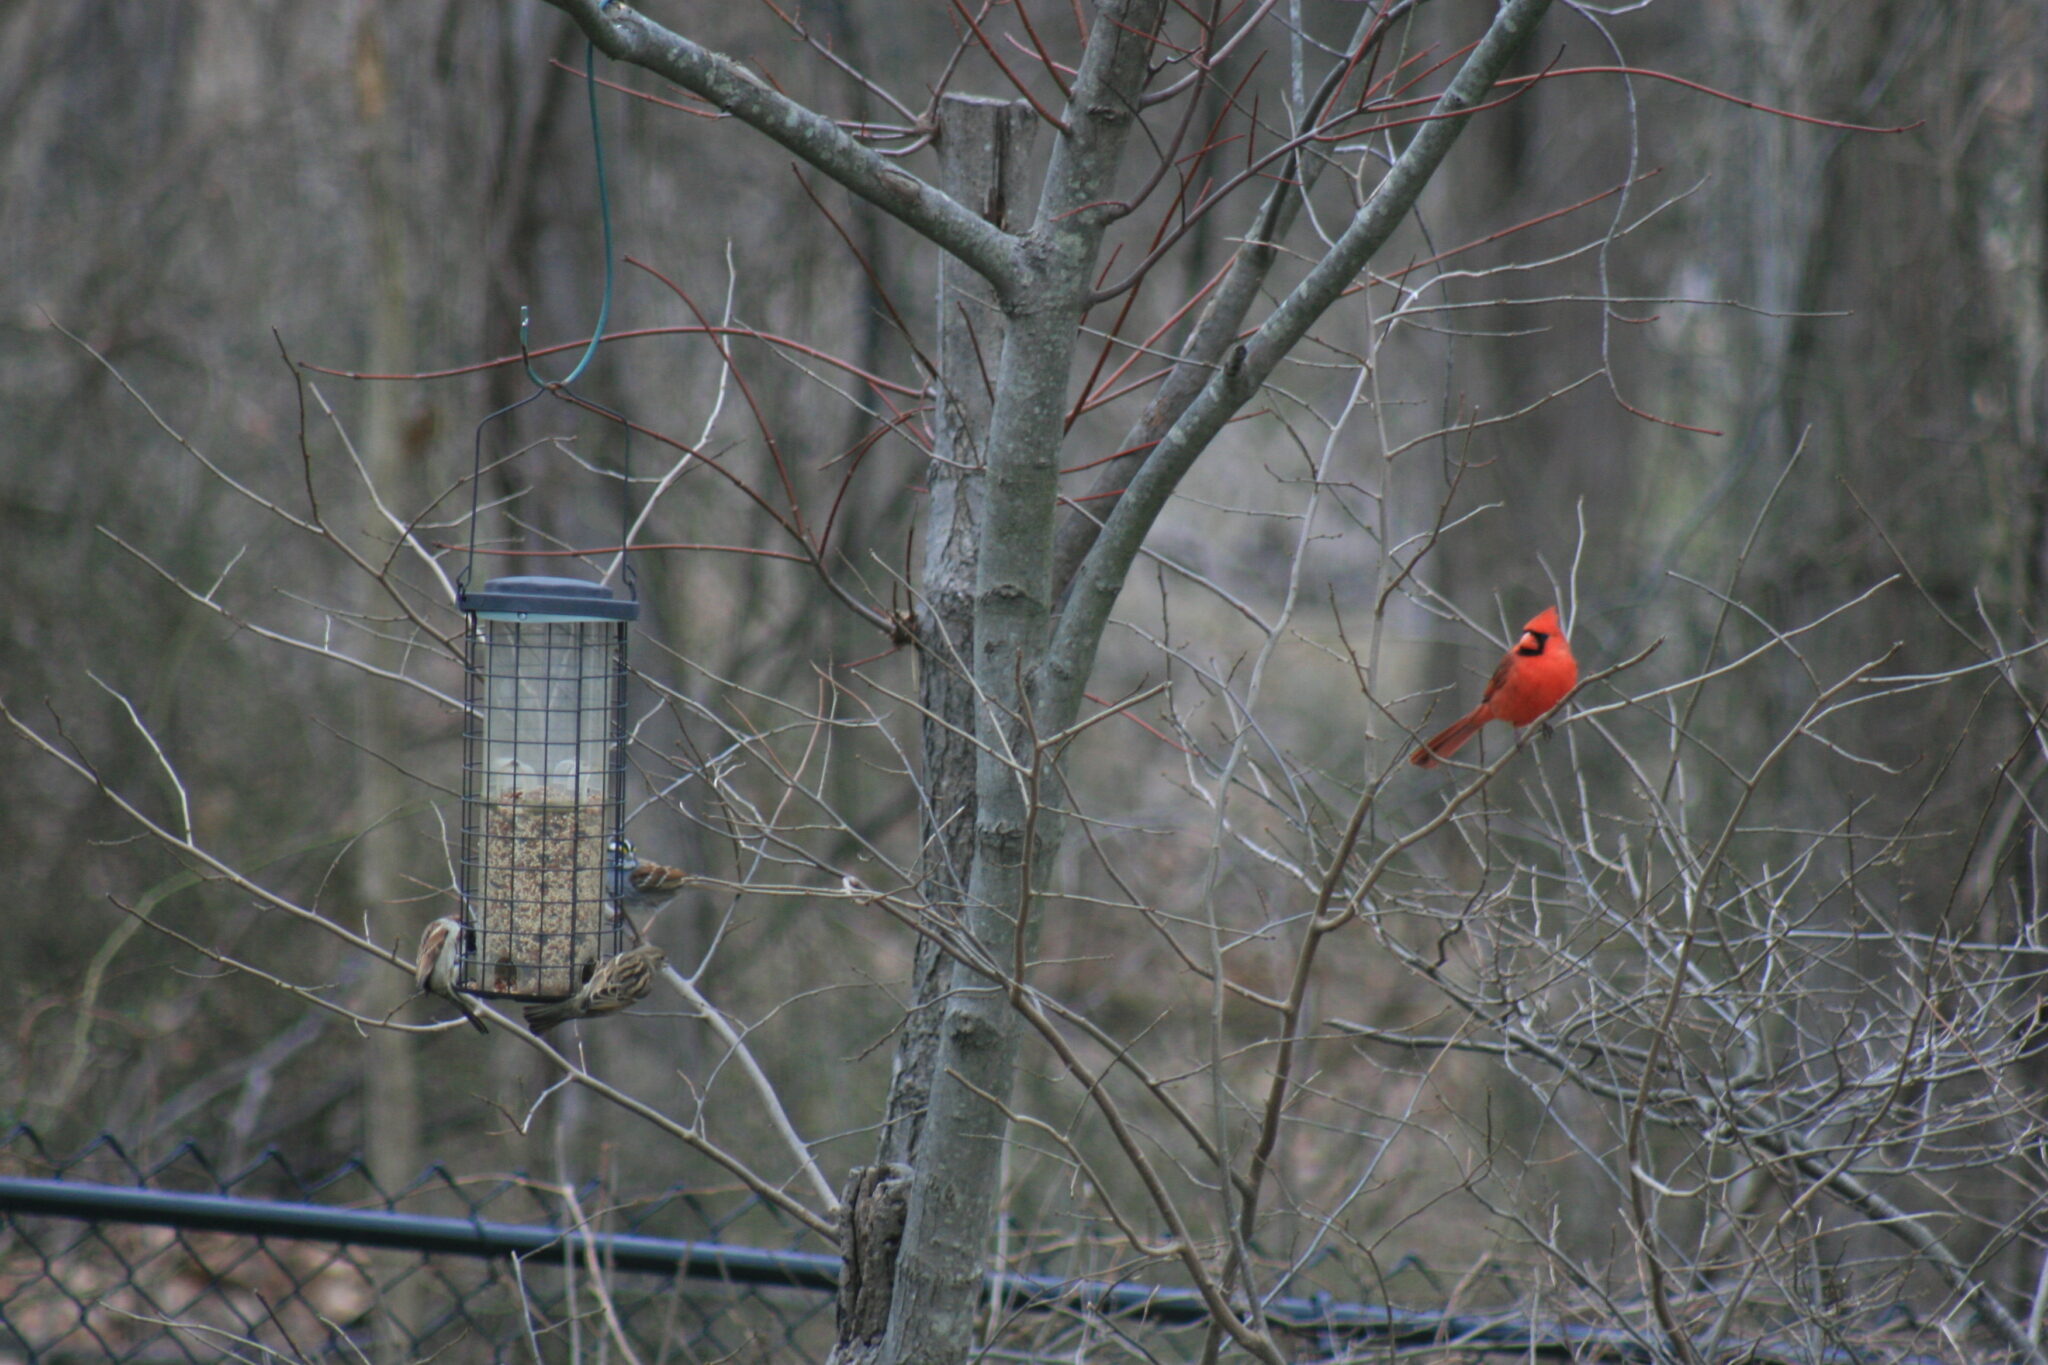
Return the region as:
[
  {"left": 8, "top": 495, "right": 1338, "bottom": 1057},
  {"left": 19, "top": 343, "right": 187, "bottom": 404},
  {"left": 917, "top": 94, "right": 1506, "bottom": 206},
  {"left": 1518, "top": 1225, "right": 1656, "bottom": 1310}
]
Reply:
[{"left": 457, "top": 575, "right": 637, "bottom": 1000}]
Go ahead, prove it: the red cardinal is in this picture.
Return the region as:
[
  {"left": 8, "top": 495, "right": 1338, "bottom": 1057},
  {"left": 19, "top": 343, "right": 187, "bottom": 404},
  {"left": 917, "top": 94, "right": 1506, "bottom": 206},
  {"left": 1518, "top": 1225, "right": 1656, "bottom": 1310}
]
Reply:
[{"left": 1410, "top": 606, "right": 1577, "bottom": 768}]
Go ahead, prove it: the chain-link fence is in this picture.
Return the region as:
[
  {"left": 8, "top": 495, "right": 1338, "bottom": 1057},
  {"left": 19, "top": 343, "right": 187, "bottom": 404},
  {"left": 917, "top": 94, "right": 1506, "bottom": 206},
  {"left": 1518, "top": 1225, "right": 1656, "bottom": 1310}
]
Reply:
[
  {"left": 0, "top": 1125, "right": 839, "bottom": 1363},
  {"left": 0, "top": 1126, "right": 1946, "bottom": 1363}
]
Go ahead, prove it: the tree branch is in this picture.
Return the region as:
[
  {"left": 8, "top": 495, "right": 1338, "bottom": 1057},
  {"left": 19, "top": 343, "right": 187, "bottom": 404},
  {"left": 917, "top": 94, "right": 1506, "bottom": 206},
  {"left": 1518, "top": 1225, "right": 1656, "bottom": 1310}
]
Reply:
[
  {"left": 537, "top": 0, "right": 1028, "bottom": 297},
  {"left": 1044, "top": 0, "right": 1557, "bottom": 732}
]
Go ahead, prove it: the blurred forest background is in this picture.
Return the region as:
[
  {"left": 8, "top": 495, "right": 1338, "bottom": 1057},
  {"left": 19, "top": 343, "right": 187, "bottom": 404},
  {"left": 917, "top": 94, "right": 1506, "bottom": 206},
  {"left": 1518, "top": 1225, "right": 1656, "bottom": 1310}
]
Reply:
[{"left": 6, "top": 0, "right": 2048, "bottom": 1356}]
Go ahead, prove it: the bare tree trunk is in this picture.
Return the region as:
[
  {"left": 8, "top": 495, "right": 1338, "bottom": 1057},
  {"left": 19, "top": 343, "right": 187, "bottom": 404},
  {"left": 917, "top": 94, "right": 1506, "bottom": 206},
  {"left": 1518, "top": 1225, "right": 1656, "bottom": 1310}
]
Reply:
[
  {"left": 880, "top": 11, "right": 1171, "bottom": 1359},
  {"left": 832, "top": 93, "right": 1035, "bottom": 1365},
  {"left": 876, "top": 95, "right": 1037, "bottom": 1173}
]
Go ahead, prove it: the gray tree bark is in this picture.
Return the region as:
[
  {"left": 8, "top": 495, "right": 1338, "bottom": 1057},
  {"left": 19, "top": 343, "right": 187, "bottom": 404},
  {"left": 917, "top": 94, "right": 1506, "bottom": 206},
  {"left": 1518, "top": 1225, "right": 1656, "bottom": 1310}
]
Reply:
[
  {"left": 831, "top": 93, "right": 1035, "bottom": 1365},
  {"left": 875, "top": 94, "right": 1037, "bottom": 1175}
]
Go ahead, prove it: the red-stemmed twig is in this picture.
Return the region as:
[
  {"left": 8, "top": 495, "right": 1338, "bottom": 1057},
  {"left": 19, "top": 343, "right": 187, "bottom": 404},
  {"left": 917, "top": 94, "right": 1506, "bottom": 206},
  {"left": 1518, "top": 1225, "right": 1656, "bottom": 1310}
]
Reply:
[
  {"left": 1064, "top": 120, "right": 1224, "bottom": 430},
  {"left": 1500, "top": 64, "right": 1920, "bottom": 134},
  {"left": 549, "top": 57, "right": 723, "bottom": 119},
  {"left": 1069, "top": 261, "right": 1226, "bottom": 426},
  {"left": 790, "top": 168, "right": 939, "bottom": 383},
  {"left": 1086, "top": 36, "right": 1434, "bottom": 303},
  {"left": 453, "top": 541, "right": 811, "bottom": 563},
  {"left": 299, "top": 326, "right": 923, "bottom": 398},
  {"left": 754, "top": 0, "right": 926, "bottom": 132},
  {"left": 946, "top": 0, "right": 1073, "bottom": 134},
  {"left": 1008, "top": 0, "right": 1076, "bottom": 102}
]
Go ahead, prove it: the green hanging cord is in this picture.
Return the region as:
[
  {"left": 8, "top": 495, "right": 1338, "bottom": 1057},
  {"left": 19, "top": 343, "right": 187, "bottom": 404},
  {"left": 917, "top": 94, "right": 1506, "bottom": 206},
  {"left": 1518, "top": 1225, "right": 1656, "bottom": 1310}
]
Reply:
[
  {"left": 464, "top": 38, "right": 628, "bottom": 596},
  {"left": 523, "top": 40, "right": 615, "bottom": 389}
]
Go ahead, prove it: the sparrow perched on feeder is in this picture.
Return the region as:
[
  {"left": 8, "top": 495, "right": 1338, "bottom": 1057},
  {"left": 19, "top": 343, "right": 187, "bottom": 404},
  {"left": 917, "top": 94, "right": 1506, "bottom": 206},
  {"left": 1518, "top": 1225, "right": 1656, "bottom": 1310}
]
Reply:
[
  {"left": 414, "top": 916, "right": 489, "bottom": 1034},
  {"left": 524, "top": 943, "right": 668, "bottom": 1036},
  {"left": 608, "top": 837, "right": 689, "bottom": 910},
  {"left": 618, "top": 857, "right": 689, "bottom": 909}
]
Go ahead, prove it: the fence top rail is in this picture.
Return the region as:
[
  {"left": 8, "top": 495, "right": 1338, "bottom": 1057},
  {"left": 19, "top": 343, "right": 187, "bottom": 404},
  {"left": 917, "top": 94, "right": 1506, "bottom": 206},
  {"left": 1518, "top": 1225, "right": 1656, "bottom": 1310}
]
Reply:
[
  {"left": 0, "top": 1170, "right": 1949, "bottom": 1365},
  {"left": 0, "top": 1174, "right": 837, "bottom": 1289}
]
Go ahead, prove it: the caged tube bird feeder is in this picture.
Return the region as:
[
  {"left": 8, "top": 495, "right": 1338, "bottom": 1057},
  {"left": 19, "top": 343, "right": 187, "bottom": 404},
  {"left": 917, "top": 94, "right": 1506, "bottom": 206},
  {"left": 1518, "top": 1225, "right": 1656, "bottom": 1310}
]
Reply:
[{"left": 456, "top": 575, "right": 638, "bottom": 1001}]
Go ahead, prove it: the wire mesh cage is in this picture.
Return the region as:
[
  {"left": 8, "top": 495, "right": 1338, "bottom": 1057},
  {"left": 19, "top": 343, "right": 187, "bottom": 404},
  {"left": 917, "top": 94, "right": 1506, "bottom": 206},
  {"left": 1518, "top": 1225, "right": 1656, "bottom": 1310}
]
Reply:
[{"left": 457, "top": 575, "right": 637, "bottom": 1001}]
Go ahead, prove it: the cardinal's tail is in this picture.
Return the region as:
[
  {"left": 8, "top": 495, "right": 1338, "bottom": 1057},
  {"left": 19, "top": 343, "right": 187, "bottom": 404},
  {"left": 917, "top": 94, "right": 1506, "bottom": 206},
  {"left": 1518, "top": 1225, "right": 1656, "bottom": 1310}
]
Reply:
[{"left": 1410, "top": 707, "right": 1489, "bottom": 768}]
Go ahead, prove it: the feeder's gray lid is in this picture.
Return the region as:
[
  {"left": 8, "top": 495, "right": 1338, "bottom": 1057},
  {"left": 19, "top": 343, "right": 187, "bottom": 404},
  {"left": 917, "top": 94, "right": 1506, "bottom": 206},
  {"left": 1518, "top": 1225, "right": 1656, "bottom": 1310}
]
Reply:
[{"left": 461, "top": 575, "right": 639, "bottom": 621}]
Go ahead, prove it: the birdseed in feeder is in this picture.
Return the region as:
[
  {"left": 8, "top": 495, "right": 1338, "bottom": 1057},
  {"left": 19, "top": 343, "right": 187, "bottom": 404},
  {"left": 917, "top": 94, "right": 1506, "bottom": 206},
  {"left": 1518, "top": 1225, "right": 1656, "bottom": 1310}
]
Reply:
[{"left": 469, "top": 783, "right": 611, "bottom": 998}]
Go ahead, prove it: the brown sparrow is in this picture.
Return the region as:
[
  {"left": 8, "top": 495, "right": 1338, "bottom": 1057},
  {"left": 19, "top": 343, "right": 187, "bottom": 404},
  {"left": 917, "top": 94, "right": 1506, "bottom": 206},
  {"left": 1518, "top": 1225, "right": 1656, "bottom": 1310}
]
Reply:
[
  {"left": 414, "top": 916, "right": 488, "bottom": 1034},
  {"left": 609, "top": 837, "right": 689, "bottom": 910},
  {"left": 524, "top": 943, "right": 667, "bottom": 1036},
  {"left": 619, "top": 858, "right": 689, "bottom": 908}
]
